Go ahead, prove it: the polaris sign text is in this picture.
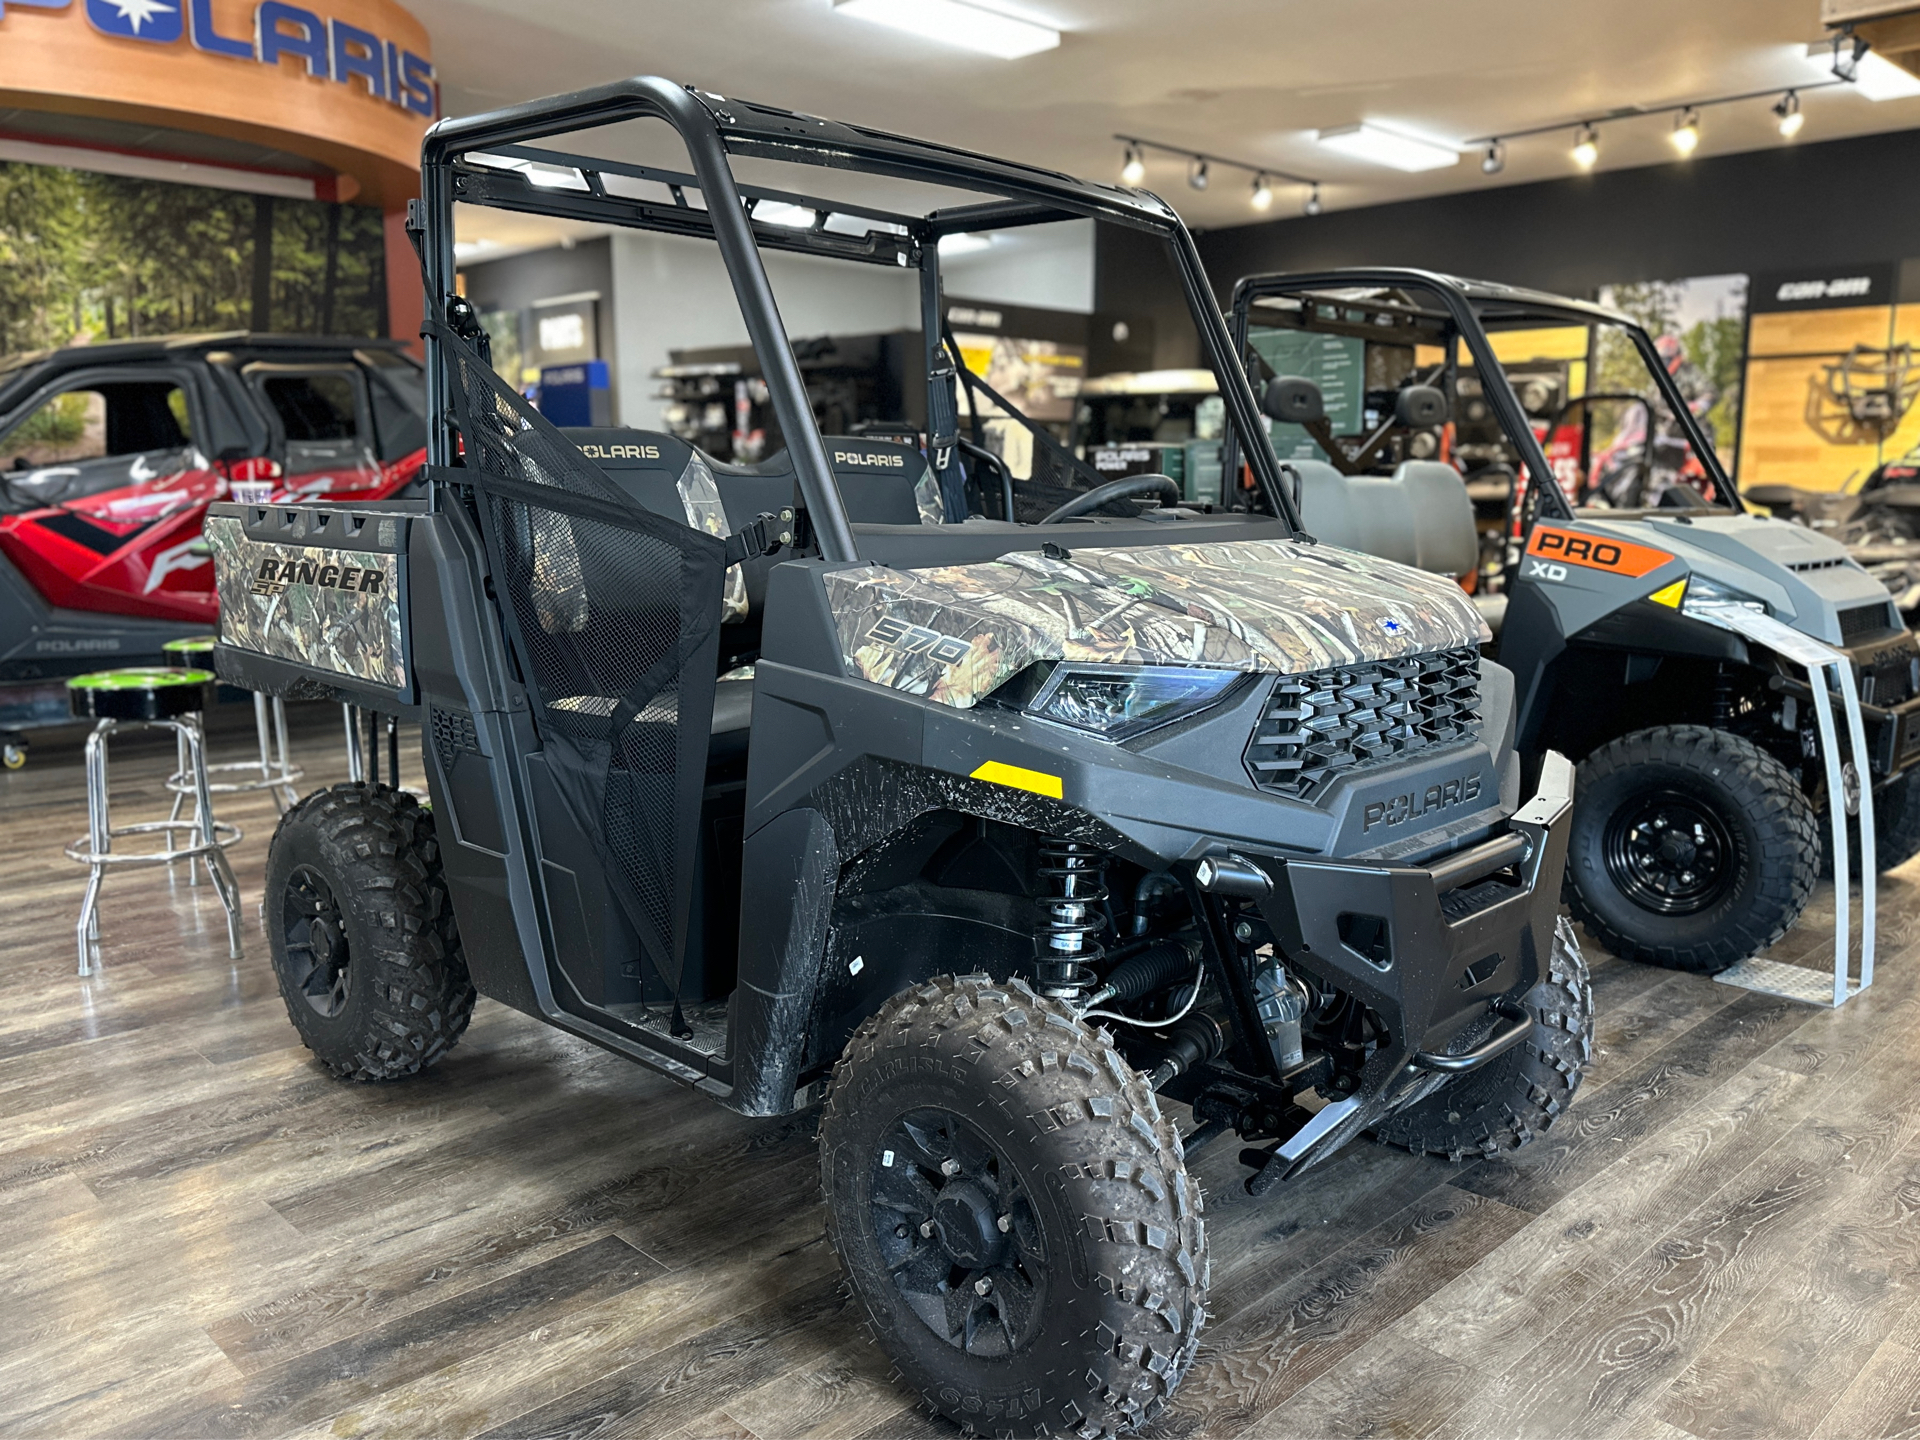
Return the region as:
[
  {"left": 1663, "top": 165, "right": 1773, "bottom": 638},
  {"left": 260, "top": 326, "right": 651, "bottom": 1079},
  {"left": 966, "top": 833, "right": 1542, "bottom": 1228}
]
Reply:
[{"left": 6, "top": 0, "right": 435, "bottom": 116}]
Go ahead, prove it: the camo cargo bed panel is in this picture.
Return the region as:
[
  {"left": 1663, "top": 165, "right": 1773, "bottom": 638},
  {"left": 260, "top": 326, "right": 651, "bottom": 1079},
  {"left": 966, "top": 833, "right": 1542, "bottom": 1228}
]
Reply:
[{"left": 205, "top": 501, "right": 412, "bottom": 699}]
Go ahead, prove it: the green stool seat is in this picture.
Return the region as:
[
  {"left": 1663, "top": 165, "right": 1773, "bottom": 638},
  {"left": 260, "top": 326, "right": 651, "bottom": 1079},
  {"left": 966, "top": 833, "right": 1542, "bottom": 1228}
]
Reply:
[
  {"left": 68, "top": 668, "right": 215, "bottom": 723},
  {"left": 161, "top": 635, "right": 219, "bottom": 660}
]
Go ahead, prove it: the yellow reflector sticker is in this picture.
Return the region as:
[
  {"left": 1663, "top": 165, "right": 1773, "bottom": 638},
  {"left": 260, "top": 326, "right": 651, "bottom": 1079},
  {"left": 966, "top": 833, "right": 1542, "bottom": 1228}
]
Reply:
[
  {"left": 1647, "top": 579, "right": 1687, "bottom": 609},
  {"left": 970, "top": 760, "right": 1063, "bottom": 799}
]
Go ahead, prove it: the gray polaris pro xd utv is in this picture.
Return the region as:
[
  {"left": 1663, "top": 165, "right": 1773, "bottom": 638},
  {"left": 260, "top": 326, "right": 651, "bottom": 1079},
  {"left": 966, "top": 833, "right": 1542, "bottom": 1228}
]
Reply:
[
  {"left": 210, "top": 84, "right": 1589, "bottom": 1437},
  {"left": 1229, "top": 270, "right": 1920, "bottom": 980}
]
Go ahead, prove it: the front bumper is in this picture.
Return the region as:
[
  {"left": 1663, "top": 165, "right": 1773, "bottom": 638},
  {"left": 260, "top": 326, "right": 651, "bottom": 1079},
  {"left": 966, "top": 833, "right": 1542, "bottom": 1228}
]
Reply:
[
  {"left": 1845, "top": 631, "right": 1920, "bottom": 779},
  {"left": 1241, "top": 752, "right": 1574, "bottom": 1171}
]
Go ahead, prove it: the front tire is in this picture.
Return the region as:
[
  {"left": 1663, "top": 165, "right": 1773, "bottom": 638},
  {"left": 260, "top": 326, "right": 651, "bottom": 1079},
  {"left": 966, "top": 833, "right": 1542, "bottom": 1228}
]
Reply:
[
  {"left": 821, "top": 975, "right": 1206, "bottom": 1438},
  {"left": 1565, "top": 726, "right": 1817, "bottom": 973},
  {"left": 1373, "top": 916, "right": 1592, "bottom": 1159},
  {"left": 265, "top": 783, "right": 475, "bottom": 1081}
]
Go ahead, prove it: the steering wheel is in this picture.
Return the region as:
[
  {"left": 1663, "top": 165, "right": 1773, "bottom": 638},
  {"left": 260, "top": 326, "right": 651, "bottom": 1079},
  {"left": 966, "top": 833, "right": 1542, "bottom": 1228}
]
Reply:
[{"left": 1039, "top": 473, "right": 1180, "bottom": 525}]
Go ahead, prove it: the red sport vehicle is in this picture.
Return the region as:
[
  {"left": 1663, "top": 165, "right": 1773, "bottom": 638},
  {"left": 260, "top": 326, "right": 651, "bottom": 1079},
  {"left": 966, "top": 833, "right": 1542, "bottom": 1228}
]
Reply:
[{"left": 0, "top": 335, "right": 428, "bottom": 764}]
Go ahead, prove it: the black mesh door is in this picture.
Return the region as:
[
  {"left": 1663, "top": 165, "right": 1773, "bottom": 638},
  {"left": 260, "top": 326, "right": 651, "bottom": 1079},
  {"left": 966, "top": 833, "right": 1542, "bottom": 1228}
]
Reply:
[{"left": 436, "top": 327, "right": 725, "bottom": 1000}]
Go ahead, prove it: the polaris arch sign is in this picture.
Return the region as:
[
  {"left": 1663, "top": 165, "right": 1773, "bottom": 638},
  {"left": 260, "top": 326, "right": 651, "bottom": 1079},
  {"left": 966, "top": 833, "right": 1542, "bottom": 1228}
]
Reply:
[{"left": 4, "top": 0, "right": 434, "bottom": 118}]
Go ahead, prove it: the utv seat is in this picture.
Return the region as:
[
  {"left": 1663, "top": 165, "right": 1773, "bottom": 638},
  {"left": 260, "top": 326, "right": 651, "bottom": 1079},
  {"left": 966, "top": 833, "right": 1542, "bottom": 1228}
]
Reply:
[
  {"left": 713, "top": 436, "right": 942, "bottom": 527},
  {"left": 1288, "top": 457, "right": 1503, "bottom": 634}
]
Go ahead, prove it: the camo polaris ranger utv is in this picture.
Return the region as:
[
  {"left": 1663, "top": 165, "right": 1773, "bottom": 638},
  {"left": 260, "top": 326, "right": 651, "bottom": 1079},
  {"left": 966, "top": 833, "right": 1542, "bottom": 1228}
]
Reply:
[
  {"left": 211, "top": 85, "right": 1589, "bottom": 1436},
  {"left": 1230, "top": 269, "right": 1920, "bottom": 979}
]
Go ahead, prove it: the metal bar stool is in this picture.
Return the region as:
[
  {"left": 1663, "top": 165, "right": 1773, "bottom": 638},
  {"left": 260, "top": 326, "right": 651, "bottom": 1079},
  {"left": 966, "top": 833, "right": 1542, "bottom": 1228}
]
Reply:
[
  {"left": 66, "top": 667, "right": 244, "bottom": 976},
  {"left": 162, "top": 638, "right": 303, "bottom": 860}
]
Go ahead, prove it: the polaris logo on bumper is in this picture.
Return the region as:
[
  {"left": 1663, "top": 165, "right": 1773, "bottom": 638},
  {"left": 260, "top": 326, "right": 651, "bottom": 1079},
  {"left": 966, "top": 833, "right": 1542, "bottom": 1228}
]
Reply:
[{"left": 1363, "top": 773, "right": 1482, "bottom": 832}]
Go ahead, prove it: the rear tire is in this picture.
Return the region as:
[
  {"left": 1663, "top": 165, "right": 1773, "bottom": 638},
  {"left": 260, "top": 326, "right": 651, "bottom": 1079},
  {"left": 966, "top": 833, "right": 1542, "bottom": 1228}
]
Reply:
[
  {"left": 1565, "top": 725, "right": 1816, "bottom": 974},
  {"left": 821, "top": 974, "right": 1207, "bottom": 1438},
  {"left": 1373, "top": 916, "right": 1591, "bottom": 1159},
  {"left": 265, "top": 782, "right": 474, "bottom": 1081}
]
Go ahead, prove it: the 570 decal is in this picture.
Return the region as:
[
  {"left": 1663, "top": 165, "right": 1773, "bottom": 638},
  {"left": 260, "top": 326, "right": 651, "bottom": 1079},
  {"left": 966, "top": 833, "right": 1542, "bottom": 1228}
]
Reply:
[{"left": 865, "top": 616, "right": 971, "bottom": 665}]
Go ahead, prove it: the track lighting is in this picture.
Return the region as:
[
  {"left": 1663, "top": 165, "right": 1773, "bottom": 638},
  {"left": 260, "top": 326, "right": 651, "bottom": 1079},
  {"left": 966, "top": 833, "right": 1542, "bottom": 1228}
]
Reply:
[
  {"left": 1303, "top": 184, "right": 1322, "bottom": 217},
  {"left": 1670, "top": 107, "right": 1700, "bottom": 156},
  {"left": 1775, "top": 90, "right": 1804, "bottom": 138},
  {"left": 1571, "top": 124, "right": 1599, "bottom": 168},
  {"left": 1110, "top": 135, "right": 1318, "bottom": 210},
  {"left": 1481, "top": 139, "right": 1505, "bottom": 175}
]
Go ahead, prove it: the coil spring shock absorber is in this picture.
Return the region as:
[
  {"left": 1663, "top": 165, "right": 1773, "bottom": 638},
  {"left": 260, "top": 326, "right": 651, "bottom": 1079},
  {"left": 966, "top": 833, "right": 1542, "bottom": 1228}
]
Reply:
[{"left": 1036, "top": 840, "right": 1109, "bottom": 998}]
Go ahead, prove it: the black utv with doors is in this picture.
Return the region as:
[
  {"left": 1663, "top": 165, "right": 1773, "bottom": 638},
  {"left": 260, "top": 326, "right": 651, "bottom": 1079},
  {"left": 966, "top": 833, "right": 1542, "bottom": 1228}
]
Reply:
[{"left": 212, "top": 85, "right": 1590, "bottom": 1436}]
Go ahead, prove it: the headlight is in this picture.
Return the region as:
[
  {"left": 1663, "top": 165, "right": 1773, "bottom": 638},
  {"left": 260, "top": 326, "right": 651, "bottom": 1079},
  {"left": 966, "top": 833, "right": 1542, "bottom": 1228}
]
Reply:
[
  {"left": 1028, "top": 664, "right": 1244, "bottom": 741},
  {"left": 1683, "top": 572, "right": 1768, "bottom": 615}
]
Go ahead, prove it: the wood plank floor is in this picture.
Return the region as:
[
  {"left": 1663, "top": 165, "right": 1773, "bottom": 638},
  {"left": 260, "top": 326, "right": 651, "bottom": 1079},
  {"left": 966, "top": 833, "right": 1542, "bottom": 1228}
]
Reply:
[{"left": 3, "top": 701, "right": 1919, "bottom": 1438}]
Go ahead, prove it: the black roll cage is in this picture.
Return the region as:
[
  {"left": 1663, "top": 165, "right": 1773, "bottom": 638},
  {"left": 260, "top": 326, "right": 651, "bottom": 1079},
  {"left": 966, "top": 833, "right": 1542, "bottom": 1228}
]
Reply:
[
  {"left": 1226, "top": 266, "right": 1745, "bottom": 522},
  {"left": 419, "top": 76, "right": 1308, "bottom": 554}
]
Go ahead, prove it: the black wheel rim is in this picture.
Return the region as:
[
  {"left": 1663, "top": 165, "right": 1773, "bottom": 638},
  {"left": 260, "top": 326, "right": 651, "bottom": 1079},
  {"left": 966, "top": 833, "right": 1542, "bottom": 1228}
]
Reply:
[
  {"left": 282, "top": 864, "right": 351, "bottom": 1019},
  {"left": 1602, "top": 788, "right": 1739, "bottom": 916},
  {"left": 867, "top": 1107, "right": 1048, "bottom": 1357}
]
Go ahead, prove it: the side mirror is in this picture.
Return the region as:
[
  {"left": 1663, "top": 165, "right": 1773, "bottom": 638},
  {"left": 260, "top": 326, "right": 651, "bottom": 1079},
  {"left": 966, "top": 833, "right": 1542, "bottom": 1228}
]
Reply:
[
  {"left": 1394, "top": 385, "right": 1448, "bottom": 427},
  {"left": 1263, "top": 375, "right": 1325, "bottom": 425}
]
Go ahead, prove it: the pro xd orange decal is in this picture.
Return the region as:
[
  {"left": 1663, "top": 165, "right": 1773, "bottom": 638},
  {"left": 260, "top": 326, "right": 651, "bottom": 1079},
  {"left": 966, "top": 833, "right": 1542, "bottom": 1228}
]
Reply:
[{"left": 1525, "top": 526, "right": 1674, "bottom": 579}]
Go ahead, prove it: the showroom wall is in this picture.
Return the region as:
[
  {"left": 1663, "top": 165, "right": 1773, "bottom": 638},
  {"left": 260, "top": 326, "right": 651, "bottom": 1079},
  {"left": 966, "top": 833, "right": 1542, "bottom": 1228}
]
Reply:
[
  {"left": 607, "top": 221, "right": 1095, "bottom": 430},
  {"left": 460, "top": 238, "right": 618, "bottom": 408},
  {"left": 1189, "top": 127, "right": 1920, "bottom": 302}
]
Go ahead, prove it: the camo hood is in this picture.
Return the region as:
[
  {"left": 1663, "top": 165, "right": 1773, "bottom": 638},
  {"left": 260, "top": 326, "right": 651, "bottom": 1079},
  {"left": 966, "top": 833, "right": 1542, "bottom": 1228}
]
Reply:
[{"left": 827, "top": 537, "right": 1491, "bottom": 707}]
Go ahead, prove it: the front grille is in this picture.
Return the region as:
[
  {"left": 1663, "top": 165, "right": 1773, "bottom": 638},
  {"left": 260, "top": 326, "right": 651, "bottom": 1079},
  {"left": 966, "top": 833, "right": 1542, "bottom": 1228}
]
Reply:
[
  {"left": 1855, "top": 635, "right": 1920, "bottom": 708},
  {"left": 1839, "top": 600, "right": 1901, "bottom": 645},
  {"left": 1244, "top": 646, "right": 1481, "bottom": 800}
]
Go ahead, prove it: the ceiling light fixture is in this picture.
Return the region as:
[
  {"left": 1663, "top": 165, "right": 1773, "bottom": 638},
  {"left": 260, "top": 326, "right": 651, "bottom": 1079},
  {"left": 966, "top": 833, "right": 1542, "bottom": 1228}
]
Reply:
[
  {"left": 831, "top": 0, "right": 1060, "bottom": 60},
  {"left": 1670, "top": 107, "right": 1700, "bottom": 156},
  {"left": 1571, "top": 123, "right": 1599, "bottom": 168},
  {"left": 1303, "top": 184, "right": 1322, "bottom": 216},
  {"left": 1249, "top": 173, "right": 1272, "bottom": 210},
  {"left": 1188, "top": 157, "right": 1209, "bottom": 191},
  {"left": 1120, "top": 144, "right": 1145, "bottom": 185},
  {"left": 1314, "top": 123, "right": 1460, "bottom": 172},
  {"left": 1841, "top": 47, "right": 1920, "bottom": 101},
  {"left": 937, "top": 232, "right": 994, "bottom": 255},
  {"left": 1481, "top": 139, "right": 1506, "bottom": 175},
  {"left": 1775, "top": 90, "right": 1804, "bottom": 137},
  {"left": 752, "top": 201, "right": 818, "bottom": 228}
]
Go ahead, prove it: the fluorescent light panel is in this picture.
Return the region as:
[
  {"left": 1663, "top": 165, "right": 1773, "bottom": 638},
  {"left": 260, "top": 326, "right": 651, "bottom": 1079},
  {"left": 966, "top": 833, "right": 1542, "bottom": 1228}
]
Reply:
[
  {"left": 753, "top": 201, "right": 818, "bottom": 228},
  {"left": 1852, "top": 50, "right": 1920, "bottom": 100},
  {"left": 833, "top": 0, "right": 1059, "bottom": 59},
  {"left": 1806, "top": 42, "right": 1920, "bottom": 100},
  {"left": 1315, "top": 123, "right": 1459, "bottom": 172}
]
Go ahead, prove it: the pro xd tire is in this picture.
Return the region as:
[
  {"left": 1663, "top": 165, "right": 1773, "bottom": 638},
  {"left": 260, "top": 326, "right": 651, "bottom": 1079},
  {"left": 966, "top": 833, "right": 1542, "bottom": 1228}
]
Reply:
[
  {"left": 265, "top": 783, "right": 475, "bottom": 1081},
  {"left": 1373, "top": 916, "right": 1592, "bottom": 1159},
  {"left": 821, "top": 974, "right": 1207, "bottom": 1438},
  {"left": 1565, "top": 725, "right": 1817, "bottom": 974}
]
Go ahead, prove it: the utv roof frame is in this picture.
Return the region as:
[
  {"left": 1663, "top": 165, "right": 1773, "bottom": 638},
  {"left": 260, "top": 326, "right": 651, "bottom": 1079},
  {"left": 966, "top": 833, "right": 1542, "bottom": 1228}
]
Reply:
[
  {"left": 1228, "top": 266, "right": 1743, "bottom": 520},
  {"left": 419, "top": 75, "right": 1307, "bottom": 557}
]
